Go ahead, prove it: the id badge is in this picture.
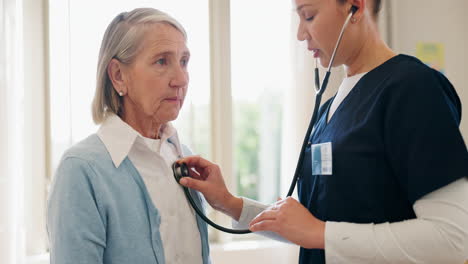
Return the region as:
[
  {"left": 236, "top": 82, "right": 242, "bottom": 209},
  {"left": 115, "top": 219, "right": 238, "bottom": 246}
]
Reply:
[{"left": 311, "top": 142, "right": 333, "bottom": 175}]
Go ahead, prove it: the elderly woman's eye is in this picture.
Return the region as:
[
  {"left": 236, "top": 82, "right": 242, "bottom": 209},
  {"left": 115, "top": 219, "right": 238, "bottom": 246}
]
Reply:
[
  {"left": 155, "top": 58, "right": 166, "bottom": 65},
  {"left": 181, "top": 58, "right": 189, "bottom": 67},
  {"left": 305, "top": 15, "right": 314, "bottom": 21}
]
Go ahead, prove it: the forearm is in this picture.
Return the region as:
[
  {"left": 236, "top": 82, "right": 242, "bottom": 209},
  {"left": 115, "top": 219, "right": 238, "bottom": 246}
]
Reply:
[
  {"left": 218, "top": 195, "right": 244, "bottom": 221},
  {"left": 325, "top": 178, "right": 468, "bottom": 264}
]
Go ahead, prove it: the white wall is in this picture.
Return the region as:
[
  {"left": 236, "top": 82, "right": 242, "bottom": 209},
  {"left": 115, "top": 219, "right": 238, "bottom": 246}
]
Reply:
[{"left": 389, "top": 0, "right": 468, "bottom": 140}]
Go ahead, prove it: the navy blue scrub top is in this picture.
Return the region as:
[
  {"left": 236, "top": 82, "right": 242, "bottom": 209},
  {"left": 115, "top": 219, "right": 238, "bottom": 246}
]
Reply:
[{"left": 297, "top": 55, "right": 468, "bottom": 264}]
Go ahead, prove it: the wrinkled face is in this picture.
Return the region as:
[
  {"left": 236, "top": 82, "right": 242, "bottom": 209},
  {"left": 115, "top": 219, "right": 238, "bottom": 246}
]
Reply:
[
  {"left": 294, "top": 0, "right": 354, "bottom": 68},
  {"left": 121, "top": 23, "right": 189, "bottom": 124}
]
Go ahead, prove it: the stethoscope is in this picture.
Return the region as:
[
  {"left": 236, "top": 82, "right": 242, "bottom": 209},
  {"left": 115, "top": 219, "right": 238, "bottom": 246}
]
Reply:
[{"left": 173, "top": 6, "right": 358, "bottom": 234}]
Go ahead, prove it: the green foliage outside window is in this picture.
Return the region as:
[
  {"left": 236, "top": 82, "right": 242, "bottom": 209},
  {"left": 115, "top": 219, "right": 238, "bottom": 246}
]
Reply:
[{"left": 234, "top": 103, "right": 260, "bottom": 200}]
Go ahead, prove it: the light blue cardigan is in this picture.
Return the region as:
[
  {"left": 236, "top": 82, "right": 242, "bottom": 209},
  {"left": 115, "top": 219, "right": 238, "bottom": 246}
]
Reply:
[{"left": 47, "top": 134, "right": 211, "bottom": 264}]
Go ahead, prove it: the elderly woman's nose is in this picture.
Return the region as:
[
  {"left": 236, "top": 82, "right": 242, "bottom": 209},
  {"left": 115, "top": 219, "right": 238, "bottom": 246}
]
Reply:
[{"left": 170, "top": 65, "right": 188, "bottom": 87}]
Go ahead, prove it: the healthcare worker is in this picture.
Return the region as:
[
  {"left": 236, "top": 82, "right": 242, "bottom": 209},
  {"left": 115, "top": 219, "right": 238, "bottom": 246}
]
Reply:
[{"left": 177, "top": 0, "right": 468, "bottom": 263}]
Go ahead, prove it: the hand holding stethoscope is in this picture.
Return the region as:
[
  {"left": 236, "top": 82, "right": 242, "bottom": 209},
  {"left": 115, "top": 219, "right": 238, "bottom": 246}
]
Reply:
[{"left": 176, "top": 156, "right": 327, "bottom": 249}]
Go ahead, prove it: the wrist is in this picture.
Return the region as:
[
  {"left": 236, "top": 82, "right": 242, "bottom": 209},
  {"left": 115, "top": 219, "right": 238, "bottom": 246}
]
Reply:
[
  {"left": 304, "top": 220, "right": 326, "bottom": 249},
  {"left": 223, "top": 195, "right": 243, "bottom": 221},
  {"left": 316, "top": 220, "right": 326, "bottom": 249}
]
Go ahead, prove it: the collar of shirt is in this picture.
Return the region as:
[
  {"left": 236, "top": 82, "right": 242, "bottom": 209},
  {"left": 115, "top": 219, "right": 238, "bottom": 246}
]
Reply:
[
  {"left": 336, "top": 72, "right": 368, "bottom": 104},
  {"left": 97, "top": 113, "right": 182, "bottom": 168},
  {"left": 328, "top": 71, "right": 368, "bottom": 123}
]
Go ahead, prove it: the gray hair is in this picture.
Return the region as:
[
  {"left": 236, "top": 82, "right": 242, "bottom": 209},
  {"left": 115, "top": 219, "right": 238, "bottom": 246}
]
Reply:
[{"left": 92, "top": 8, "right": 187, "bottom": 124}]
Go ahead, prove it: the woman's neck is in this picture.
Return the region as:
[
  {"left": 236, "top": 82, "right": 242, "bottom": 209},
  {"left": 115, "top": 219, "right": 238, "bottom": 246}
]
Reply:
[
  {"left": 120, "top": 105, "right": 162, "bottom": 139},
  {"left": 344, "top": 24, "right": 396, "bottom": 77}
]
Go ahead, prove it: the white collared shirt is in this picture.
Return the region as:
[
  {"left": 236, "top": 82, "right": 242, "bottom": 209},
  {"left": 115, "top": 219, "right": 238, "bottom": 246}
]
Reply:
[{"left": 97, "top": 114, "right": 202, "bottom": 264}]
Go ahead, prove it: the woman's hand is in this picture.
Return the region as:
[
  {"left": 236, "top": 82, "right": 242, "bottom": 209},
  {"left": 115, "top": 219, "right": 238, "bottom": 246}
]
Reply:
[
  {"left": 249, "top": 197, "right": 326, "bottom": 249},
  {"left": 176, "top": 156, "right": 243, "bottom": 221}
]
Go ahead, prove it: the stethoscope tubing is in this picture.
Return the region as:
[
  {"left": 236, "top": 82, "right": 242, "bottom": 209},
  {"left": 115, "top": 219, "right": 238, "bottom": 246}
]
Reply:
[{"left": 182, "top": 186, "right": 252, "bottom": 234}]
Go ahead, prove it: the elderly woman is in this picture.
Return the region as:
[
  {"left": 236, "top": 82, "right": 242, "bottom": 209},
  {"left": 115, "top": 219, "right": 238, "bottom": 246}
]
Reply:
[{"left": 47, "top": 8, "right": 210, "bottom": 264}]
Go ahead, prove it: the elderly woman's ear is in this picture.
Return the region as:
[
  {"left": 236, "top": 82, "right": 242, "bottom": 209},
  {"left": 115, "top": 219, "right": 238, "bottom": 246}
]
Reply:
[{"left": 107, "top": 58, "right": 127, "bottom": 96}]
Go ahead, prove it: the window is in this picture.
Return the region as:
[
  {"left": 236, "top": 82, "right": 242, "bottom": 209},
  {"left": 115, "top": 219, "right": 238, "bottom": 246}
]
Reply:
[{"left": 231, "top": 0, "right": 290, "bottom": 203}]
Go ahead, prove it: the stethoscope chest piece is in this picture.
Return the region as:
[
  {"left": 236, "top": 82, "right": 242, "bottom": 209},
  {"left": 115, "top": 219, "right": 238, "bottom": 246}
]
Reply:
[
  {"left": 172, "top": 162, "right": 190, "bottom": 183},
  {"left": 172, "top": 161, "right": 252, "bottom": 234}
]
